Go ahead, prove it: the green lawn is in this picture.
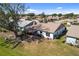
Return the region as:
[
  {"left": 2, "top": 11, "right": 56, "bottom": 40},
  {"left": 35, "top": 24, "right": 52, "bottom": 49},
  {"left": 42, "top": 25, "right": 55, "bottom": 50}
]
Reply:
[{"left": 0, "top": 36, "right": 79, "bottom": 56}]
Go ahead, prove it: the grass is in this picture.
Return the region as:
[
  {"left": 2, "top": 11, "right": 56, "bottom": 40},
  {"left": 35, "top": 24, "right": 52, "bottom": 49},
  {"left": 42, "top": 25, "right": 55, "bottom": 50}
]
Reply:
[{"left": 0, "top": 36, "right": 79, "bottom": 56}]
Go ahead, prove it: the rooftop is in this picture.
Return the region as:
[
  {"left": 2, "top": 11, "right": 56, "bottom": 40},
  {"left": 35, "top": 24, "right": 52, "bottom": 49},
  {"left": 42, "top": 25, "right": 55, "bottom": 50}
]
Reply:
[
  {"left": 17, "top": 19, "right": 32, "bottom": 27},
  {"left": 38, "top": 22, "right": 61, "bottom": 32},
  {"left": 66, "top": 25, "right": 79, "bottom": 38}
]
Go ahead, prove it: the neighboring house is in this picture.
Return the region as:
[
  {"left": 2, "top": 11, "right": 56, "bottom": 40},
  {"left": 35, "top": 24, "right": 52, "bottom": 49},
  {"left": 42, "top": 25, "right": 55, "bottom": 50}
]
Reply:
[
  {"left": 35, "top": 16, "right": 43, "bottom": 22},
  {"left": 77, "top": 16, "right": 79, "bottom": 23},
  {"left": 47, "top": 16, "right": 53, "bottom": 21},
  {"left": 47, "top": 16, "right": 60, "bottom": 22},
  {"left": 22, "top": 16, "right": 31, "bottom": 20},
  {"left": 65, "top": 19, "right": 77, "bottom": 25},
  {"left": 52, "top": 16, "right": 59, "bottom": 20},
  {"left": 35, "top": 22, "right": 67, "bottom": 40},
  {"left": 17, "top": 18, "right": 39, "bottom": 31},
  {"left": 59, "top": 16, "right": 65, "bottom": 20},
  {"left": 17, "top": 19, "right": 32, "bottom": 31},
  {"left": 66, "top": 25, "right": 79, "bottom": 45}
]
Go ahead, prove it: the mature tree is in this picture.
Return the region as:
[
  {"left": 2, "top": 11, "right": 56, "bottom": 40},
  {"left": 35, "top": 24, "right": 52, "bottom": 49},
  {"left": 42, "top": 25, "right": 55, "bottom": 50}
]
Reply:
[
  {"left": 27, "top": 13, "right": 35, "bottom": 17},
  {"left": 64, "top": 13, "right": 74, "bottom": 19},
  {"left": 39, "top": 12, "right": 46, "bottom": 18},
  {"left": 52, "top": 13, "right": 57, "bottom": 16},
  {"left": 68, "top": 13, "right": 74, "bottom": 18},
  {"left": 0, "top": 8, "right": 5, "bottom": 20},
  {"left": 58, "top": 13, "right": 62, "bottom": 17},
  {"left": 0, "top": 3, "right": 27, "bottom": 31},
  {"left": 0, "top": 3, "right": 26, "bottom": 20}
]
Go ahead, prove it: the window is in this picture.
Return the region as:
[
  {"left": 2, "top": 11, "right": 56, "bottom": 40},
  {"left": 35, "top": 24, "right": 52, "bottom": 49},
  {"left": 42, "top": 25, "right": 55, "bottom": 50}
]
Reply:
[
  {"left": 37, "top": 31, "right": 40, "bottom": 34},
  {"left": 37, "top": 31, "right": 42, "bottom": 34},
  {"left": 46, "top": 32, "right": 50, "bottom": 36}
]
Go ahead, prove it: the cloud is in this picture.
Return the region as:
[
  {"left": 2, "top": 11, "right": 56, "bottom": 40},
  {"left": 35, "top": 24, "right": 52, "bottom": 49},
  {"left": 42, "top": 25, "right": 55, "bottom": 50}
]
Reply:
[
  {"left": 27, "top": 9, "right": 37, "bottom": 12},
  {"left": 24, "top": 8, "right": 79, "bottom": 15},
  {"left": 56, "top": 7, "right": 63, "bottom": 9},
  {"left": 25, "top": 8, "right": 43, "bottom": 14}
]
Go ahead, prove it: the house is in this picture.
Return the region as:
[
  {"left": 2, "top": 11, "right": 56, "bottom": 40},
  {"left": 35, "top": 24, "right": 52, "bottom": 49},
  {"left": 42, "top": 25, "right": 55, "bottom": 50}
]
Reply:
[
  {"left": 16, "top": 18, "right": 67, "bottom": 40},
  {"left": 47, "top": 16, "right": 53, "bottom": 21},
  {"left": 47, "top": 16, "right": 60, "bottom": 22},
  {"left": 46, "top": 16, "right": 62, "bottom": 22},
  {"left": 35, "top": 22, "right": 67, "bottom": 40},
  {"left": 66, "top": 25, "right": 79, "bottom": 45},
  {"left": 52, "top": 16, "right": 59, "bottom": 20},
  {"left": 77, "top": 16, "right": 79, "bottom": 23},
  {"left": 35, "top": 16, "right": 43, "bottom": 22},
  {"left": 17, "top": 18, "right": 39, "bottom": 31},
  {"left": 67, "top": 18, "right": 79, "bottom": 25},
  {"left": 17, "top": 19, "right": 32, "bottom": 29},
  {"left": 22, "top": 16, "right": 31, "bottom": 20}
]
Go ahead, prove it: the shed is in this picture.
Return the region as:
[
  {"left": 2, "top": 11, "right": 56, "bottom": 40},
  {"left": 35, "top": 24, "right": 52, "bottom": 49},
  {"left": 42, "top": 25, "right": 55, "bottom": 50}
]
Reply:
[{"left": 66, "top": 25, "right": 79, "bottom": 45}]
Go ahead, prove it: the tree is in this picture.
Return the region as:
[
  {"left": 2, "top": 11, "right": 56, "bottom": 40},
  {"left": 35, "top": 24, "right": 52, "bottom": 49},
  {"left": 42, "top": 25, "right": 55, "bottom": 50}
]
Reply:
[
  {"left": 0, "top": 3, "right": 26, "bottom": 20},
  {"left": 64, "top": 13, "right": 74, "bottom": 19},
  {"left": 52, "top": 13, "right": 57, "bottom": 16},
  {"left": 0, "top": 8, "right": 5, "bottom": 20},
  {"left": 27, "top": 13, "right": 35, "bottom": 17},
  {"left": 68, "top": 13, "right": 74, "bottom": 18},
  {"left": 0, "top": 3, "right": 27, "bottom": 31},
  {"left": 58, "top": 13, "right": 62, "bottom": 17},
  {"left": 39, "top": 12, "right": 45, "bottom": 18}
]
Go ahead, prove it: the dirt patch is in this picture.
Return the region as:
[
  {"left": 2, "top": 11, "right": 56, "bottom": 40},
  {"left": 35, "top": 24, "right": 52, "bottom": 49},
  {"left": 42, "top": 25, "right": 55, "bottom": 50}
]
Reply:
[{"left": 0, "top": 31, "right": 15, "bottom": 39}]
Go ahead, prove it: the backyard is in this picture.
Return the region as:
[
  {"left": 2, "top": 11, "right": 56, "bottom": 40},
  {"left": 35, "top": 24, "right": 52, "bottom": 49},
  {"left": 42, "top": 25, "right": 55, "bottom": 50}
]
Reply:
[{"left": 0, "top": 36, "right": 79, "bottom": 56}]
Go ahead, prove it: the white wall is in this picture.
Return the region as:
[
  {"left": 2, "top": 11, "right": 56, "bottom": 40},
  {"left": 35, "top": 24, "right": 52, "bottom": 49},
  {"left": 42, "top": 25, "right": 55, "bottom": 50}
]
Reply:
[
  {"left": 42, "top": 32, "right": 54, "bottom": 39},
  {"left": 42, "top": 32, "right": 47, "bottom": 38},
  {"left": 37, "top": 31, "right": 54, "bottom": 39},
  {"left": 49, "top": 33, "right": 54, "bottom": 40},
  {"left": 66, "top": 37, "right": 77, "bottom": 45}
]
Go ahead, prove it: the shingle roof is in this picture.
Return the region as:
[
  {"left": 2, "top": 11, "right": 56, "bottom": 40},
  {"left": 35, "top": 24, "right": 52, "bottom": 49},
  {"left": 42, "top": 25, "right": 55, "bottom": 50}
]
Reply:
[
  {"left": 17, "top": 19, "right": 32, "bottom": 27},
  {"left": 66, "top": 25, "right": 79, "bottom": 38},
  {"left": 38, "top": 22, "right": 61, "bottom": 33}
]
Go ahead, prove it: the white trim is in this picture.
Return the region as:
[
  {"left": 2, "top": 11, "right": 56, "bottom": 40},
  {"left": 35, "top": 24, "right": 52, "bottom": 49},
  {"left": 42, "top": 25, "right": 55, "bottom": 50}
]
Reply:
[
  {"left": 42, "top": 32, "right": 47, "bottom": 38},
  {"left": 49, "top": 33, "right": 54, "bottom": 40}
]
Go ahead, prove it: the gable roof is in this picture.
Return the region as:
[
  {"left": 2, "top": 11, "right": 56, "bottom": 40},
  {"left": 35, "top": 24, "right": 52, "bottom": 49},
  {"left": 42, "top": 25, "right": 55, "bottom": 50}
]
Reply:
[
  {"left": 66, "top": 25, "right": 79, "bottom": 38},
  {"left": 17, "top": 19, "right": 32, "bottom": 27},
  {"left": 38, "top": 22, "right": 62, "bottom": 33}
]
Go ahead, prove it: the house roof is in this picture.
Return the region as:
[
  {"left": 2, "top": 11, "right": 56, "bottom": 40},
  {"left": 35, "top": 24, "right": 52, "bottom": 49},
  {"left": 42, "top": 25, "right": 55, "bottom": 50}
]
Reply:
[
  {"left": 22, "top": 16, "right": 30, "bottom": 19},
  {"left": 66, "top": 25, "right": 79, "bottom": 38},
  {"left": 17, "top": 19, "right": 32, "bottom": 27},
  {"left": 38, "top": 22, "right": 62, "bottom": 33},
  {"left": 17, "top": 19, "right": 40, "bottom": 28},
  {"left": 47, "top": 16, "right": 53, "bottom": 20}
]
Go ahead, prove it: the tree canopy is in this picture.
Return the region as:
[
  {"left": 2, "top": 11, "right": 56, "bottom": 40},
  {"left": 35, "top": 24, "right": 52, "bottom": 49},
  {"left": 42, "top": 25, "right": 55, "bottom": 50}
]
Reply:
[
  {"left": 0, "top": 3, "right": 26, "bottom": 20},
  {"left": 64, "top": 13, "right": 74, "bottom": 19},
  {"left": 58, "top": 13, "right": 62, "bottom": 17},
  {"left": 38, "top": 12, "right": 46, "bottom": 18},
  {"left": 52, "top": 13, "right": 57, "bottom": 16},
  {"left": 27, "top": 13, "right": 35, "bottom": 17}
]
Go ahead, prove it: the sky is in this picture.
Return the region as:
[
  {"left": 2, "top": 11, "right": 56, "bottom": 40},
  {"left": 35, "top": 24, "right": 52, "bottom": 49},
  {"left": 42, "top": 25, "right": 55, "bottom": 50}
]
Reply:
[{"left": 25, "top": 3, "right": 79, "bottom": 15}]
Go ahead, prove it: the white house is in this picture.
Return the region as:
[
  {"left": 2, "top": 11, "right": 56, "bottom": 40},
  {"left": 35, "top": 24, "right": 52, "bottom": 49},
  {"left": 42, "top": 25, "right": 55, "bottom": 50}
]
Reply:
[{"left": 66, "top": 25, "right": 79, "bottom": 45}]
